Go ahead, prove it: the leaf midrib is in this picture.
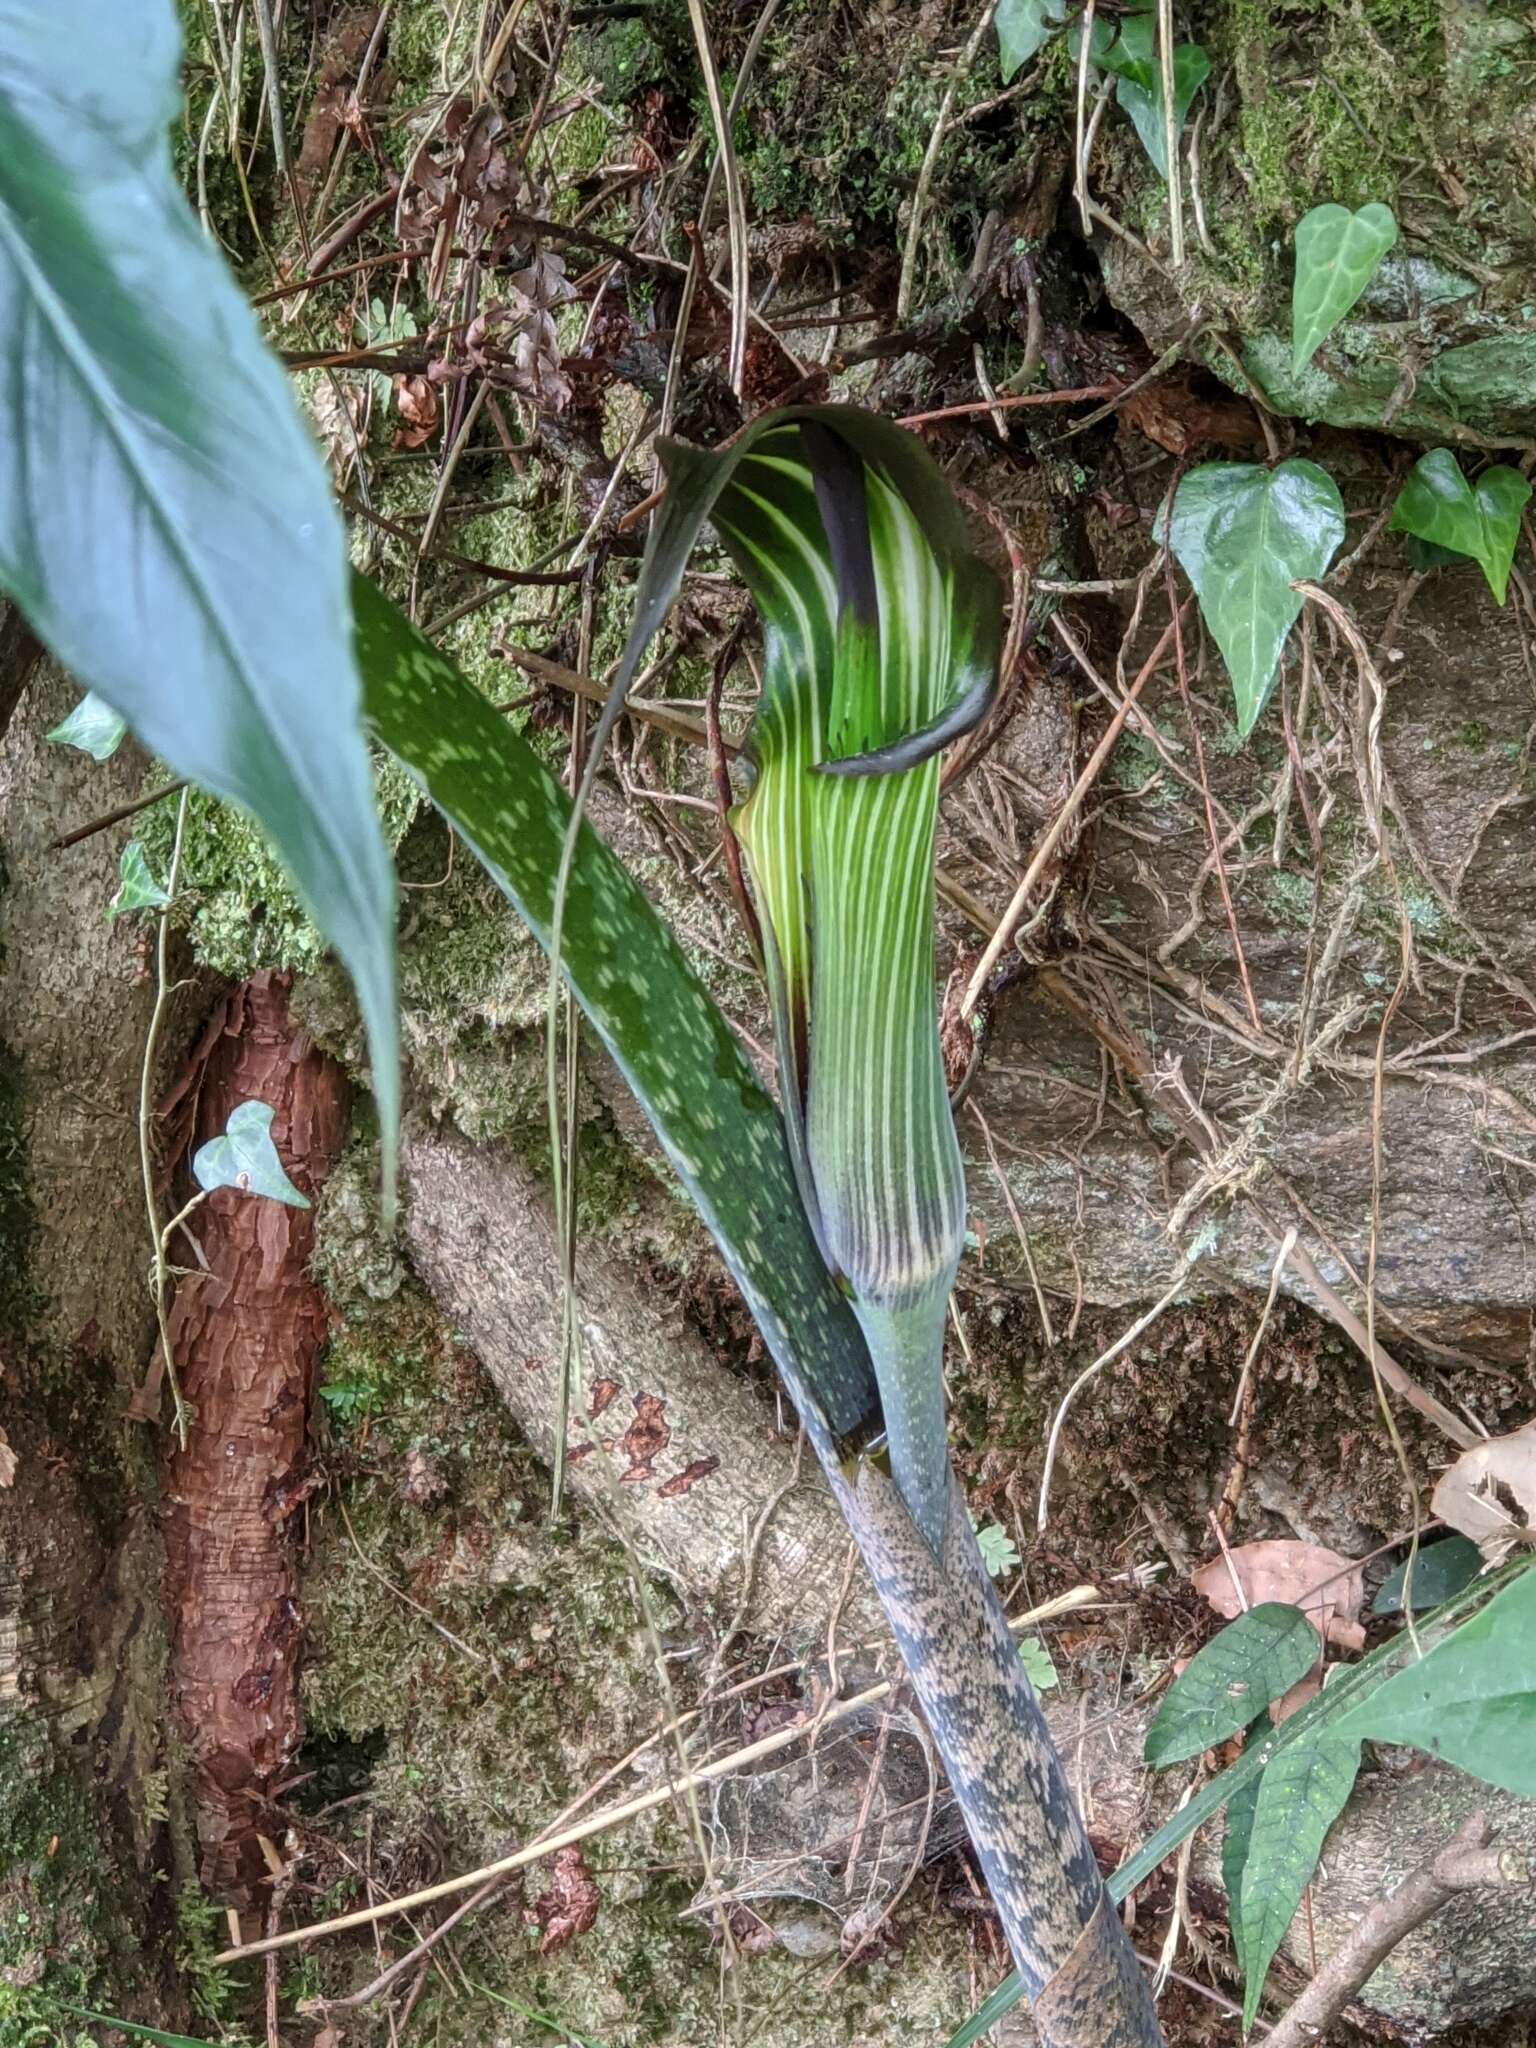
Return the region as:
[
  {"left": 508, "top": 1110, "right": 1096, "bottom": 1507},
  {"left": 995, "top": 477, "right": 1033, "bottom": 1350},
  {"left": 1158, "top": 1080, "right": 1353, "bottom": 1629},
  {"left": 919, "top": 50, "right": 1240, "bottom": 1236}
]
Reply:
[{"left": 0, "top": 137, "right": 344, "bottom": 867}]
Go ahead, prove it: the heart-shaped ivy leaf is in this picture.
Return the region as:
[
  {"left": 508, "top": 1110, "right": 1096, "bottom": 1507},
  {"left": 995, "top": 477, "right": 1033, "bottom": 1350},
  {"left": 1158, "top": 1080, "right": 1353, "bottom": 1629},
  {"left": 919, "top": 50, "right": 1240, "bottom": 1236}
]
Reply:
[
  {"left": 1083, "top": 10, "right": 1209, "bottom": 178},
  {"left": 192, "top": 1099, "right": 310, "bottom": 1208},
  {"left": 107, "top": 840, "right": 169, "bottom": 919},
  {"left": 1165, "top": 460, "right": 1346, "bottom": 736},
  {"left": 1387, "top": 449, "right": 1531, "bottom": 604},
  {"left": 996, "top": 0, "right": 1066, "bottom": 81},
  {"left": 1291, "top": 202, "right": 1397, "bottom": 374},
  {"left": 48, "top": 689, "right": 127, "bottom": 761}
]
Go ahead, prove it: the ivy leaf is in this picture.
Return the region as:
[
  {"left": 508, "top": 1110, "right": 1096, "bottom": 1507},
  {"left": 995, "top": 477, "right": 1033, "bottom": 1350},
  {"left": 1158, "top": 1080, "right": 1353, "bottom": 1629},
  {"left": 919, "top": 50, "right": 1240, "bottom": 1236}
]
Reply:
[
  {"left": 1115, "top": 46, "right": 1211, "bottom": 181},
  {"left": 47, "top": 690, "right": 127, "bottom": 760},
  {"left": 1230, "top": 1736, "right": 1361, "bottom": 2029},
  {"left": 1165, "top": 460, "right": 1346, "bottom": 736},
  {"left": 192, "top": 1100, "right": 310, "bottom": 1209},
  {"left": 974, "top": 1520, "right": 1022, "bottom": 1577},
  {"left": 1017, "top": 1636, "right": 1059, "bottom": 1690},
  {"left": 1387, "top": 449, "right": 1532, "bottom": 604},
  {"left": 1144, "top": 1603, "right": 1320, "bottom": 1765},
  {"left": 1333, "top": 1564, "right": 1536, "bottom": 1793},
  {"left": 1291, "top": 202, "right": 1398, "bottom": 373},
  {"left": 1403, "top": 534, "right": 1465, "bottom": 573},
  {"left": 1084, "top": 10, "right": 1209, "bottom": 178},
  {"left": 0, "top": 0, "right": 398, "bottom": 1195},
  {"left": 1372, "top": 1535, "right": 1483, "bottom": 1617},
  {"left": 107, "top": 840, "right": 170, "bottom": 919},
  {"left": 996, "top": 0, "right": 1067, "bottom": 80}
]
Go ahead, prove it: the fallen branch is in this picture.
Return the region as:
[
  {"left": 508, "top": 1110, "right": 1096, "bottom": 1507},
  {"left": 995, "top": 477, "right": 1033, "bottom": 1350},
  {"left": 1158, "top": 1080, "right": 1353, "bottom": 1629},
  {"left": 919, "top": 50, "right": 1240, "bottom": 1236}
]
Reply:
[{"left": 1265, "top": 1812, "right": 1533, "bottom": 2048}]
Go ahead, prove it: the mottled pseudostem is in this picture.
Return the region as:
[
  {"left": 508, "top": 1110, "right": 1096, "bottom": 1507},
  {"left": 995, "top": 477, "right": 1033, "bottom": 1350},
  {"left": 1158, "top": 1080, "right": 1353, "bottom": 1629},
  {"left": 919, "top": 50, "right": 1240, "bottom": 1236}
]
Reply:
[{"left": 837, "top": 1460, "right": 1164, "bottom": 2047}]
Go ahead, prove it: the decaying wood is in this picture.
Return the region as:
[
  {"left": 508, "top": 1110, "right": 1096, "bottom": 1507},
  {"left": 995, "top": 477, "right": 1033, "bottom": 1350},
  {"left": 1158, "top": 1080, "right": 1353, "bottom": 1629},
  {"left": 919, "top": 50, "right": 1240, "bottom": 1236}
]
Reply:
[
  {"left": 160, "top": 971, "right": 347, "bottom": 1899},
  {"left": 401, "top": 1115, "right": 885, "bottom": 1646}
]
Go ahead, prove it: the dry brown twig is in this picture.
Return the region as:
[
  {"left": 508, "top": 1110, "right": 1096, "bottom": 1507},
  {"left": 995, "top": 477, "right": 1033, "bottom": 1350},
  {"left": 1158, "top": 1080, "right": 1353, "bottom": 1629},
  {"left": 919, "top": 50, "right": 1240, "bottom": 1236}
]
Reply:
[{"left": 1265, "top": 1812, "right": 1533, "bottom": 2048}]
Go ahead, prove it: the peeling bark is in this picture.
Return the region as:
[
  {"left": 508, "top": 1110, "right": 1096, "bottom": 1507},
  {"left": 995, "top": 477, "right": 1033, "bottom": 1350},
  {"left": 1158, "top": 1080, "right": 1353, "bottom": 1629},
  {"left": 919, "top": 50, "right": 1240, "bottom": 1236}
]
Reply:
[{"left": 160, "top": 972, "right": 347, "bottom": 1899}]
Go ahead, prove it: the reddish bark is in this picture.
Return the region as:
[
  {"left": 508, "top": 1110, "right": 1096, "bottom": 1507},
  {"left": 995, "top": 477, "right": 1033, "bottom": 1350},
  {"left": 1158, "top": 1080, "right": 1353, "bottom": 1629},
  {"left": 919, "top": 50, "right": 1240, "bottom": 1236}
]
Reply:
[{"left": 159, "top": 972, "right": 347, "bottom": 1899}]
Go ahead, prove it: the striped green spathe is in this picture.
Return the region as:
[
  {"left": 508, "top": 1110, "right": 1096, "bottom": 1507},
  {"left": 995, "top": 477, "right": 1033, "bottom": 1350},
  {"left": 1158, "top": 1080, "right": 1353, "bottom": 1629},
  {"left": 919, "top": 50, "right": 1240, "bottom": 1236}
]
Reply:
[{"left": 605, "top": 409, "right": 1001, "bottom": 1550}]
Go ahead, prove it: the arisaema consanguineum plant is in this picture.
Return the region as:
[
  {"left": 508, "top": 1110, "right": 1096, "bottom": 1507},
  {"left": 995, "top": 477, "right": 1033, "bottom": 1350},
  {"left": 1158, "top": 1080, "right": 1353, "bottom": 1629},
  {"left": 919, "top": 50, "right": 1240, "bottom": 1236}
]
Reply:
[{"left": 565, "top": 408, "right": 998, "bottom": 1552}]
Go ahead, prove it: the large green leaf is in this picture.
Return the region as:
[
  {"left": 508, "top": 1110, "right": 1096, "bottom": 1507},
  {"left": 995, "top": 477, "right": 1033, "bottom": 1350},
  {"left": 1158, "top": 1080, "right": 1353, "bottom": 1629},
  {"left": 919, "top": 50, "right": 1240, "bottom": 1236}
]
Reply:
[
  {"left": 1333, "top": 1564, "right": 1536, "bottom": 1792},
  {"left": 948, "top": 1558, "right": 1536, "bottom": 2047},
  {"left": 1229, "top": 1736, "right": 1361, "bottom": 2028},
  {"left": 997, "top": 0, "right": 1067, "bottom": 81},
  {"left": 1219, "top": 1728, "right": 1265, "bottom": 1975},
  {"left": 351, "top": 573, "right": 878, "bottom": 1453},
  {"left": 0, "top": 0, "right": 397, "bottom": 1188},
  {"left": 1387, "top": 449, "right": 1531, "bottom": 604},
  {"left": 1144, "top": 1603, "right": 1319, "bottom": 1766},
  {"left": 571, "top": 408, "right": 999, "bottom": 1552},
  {"left": 1291, "top": 202, "right": 1397, "bottom": 374},
  {"left": 1165, "top": 460, "right": 1346, "bottom": 736}
]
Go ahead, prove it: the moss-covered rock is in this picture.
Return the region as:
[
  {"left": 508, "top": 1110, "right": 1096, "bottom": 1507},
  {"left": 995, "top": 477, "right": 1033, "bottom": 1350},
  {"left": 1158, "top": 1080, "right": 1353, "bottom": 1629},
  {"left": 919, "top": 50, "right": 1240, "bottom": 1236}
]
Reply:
[{"left": 1092, "top": 0, "right": 1536, "bottom": 442}]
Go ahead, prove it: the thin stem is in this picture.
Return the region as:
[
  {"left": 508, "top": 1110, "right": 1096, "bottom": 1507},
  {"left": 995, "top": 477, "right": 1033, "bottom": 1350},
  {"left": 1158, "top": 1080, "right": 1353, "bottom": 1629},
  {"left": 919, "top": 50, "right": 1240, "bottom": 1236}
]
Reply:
[
  {"left": 159, "top": 1186, "right": 212, "bottom": 1256},
  {"left": 138, "top": 787, "right": 193, "bottom": 1446}
]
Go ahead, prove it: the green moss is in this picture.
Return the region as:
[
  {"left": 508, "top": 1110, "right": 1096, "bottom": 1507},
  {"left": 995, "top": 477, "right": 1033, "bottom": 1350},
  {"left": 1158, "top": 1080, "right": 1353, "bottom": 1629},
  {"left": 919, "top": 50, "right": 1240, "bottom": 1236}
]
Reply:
[{"left": 0, "top": 1721, "right": 150, "bottom": 2043}]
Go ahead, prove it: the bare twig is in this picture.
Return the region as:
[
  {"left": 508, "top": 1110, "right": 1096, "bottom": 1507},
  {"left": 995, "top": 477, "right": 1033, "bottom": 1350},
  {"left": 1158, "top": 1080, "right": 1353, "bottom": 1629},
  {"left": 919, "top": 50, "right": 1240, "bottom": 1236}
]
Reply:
[{"left": 1265, "top": 1813, "right": 1532, "bottom": 2048}]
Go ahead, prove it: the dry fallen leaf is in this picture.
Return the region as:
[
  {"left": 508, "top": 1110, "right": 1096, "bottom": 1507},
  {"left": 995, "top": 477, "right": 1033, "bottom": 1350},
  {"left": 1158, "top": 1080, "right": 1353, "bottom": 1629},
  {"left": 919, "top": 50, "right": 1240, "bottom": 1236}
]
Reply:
[
  {"left": 527, "top": 1844, "right": 599, "bottom": 1954},
  {"left": 0, "top": 1425, "right": 15, "bottom": 1489},
  {"left": 1432, "top": 1420, "right": 1536, "bottom": 1563},
  {"left": 1193, "top": 1538, "right": 1366, "bottom": 1721},
  {"left": 391, "top": 373, "right": 440, "bottom": 449}
]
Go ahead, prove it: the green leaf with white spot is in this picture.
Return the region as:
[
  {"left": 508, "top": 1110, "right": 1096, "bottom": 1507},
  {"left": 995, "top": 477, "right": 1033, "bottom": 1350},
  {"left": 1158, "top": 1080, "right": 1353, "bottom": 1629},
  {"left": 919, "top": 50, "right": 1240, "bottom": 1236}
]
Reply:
[
  {"left": 1230, "top": 1736, "right": 1361, "bottom": 2029},
  {"left": 996, "top": 0, "right": 1067, "bottom": 81},
  {"left": 1387, "top": 449, "right": 1531, "bottom": 604},
  {"left": 48, "top": 690, "right": 127, "bottom": 760},
  {"left": 1373, "top": 1535, "right": 1482, "bottom": 1616},
  {"left": 192, "top": 1100, "right": 310, "bottom": 1208},
  {"left": 1333, "top": 1564, "right": 1536, "bottom": 1792},
  {"left": 107, "top": 839, "right": 170, "bottom": 919},
  {"left": 0, "top": 0, "right": 397, "bottom": 1202},
  {"left": 1145, "top": 1602, "right": 1320, "bottom": 1765},
  {"left": 1165, "top": 460, "right": 1346, "bottom": 735},
  {"left": 351, "top": 571, "right": 879, "bottom": 1460},
  {"left": 1291, "top": 203, "right": 1397, "bottom": 373}
]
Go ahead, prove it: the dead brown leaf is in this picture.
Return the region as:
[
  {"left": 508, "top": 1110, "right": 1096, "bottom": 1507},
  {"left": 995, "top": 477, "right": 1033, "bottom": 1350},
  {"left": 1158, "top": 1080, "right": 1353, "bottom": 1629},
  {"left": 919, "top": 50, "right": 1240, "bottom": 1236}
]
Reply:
[
  {"left": 1194, "top": 1538, "right": 1365, "bottom": 1719},
  {"left": 1432, "top": 1420, "right": 1536, "bottom": 1563},
  {"left": 618, "top": 1392, "right": 670, "bottom": 1481},
  {"left": 391, "top": 374, "right": 439, "bottom": 449},
  {"left": 0, "top": 1425, "right": 15, "bottom": 1489},
  {"left": 527, "top": 1845, "right": 599, "bottom": 1954}
]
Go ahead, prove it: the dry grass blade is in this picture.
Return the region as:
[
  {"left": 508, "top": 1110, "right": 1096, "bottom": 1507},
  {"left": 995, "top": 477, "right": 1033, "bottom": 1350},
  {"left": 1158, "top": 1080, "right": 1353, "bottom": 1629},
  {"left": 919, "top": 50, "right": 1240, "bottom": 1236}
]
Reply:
[{"left": 685, "top": 0, "right": 749, "bottom": 394}]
